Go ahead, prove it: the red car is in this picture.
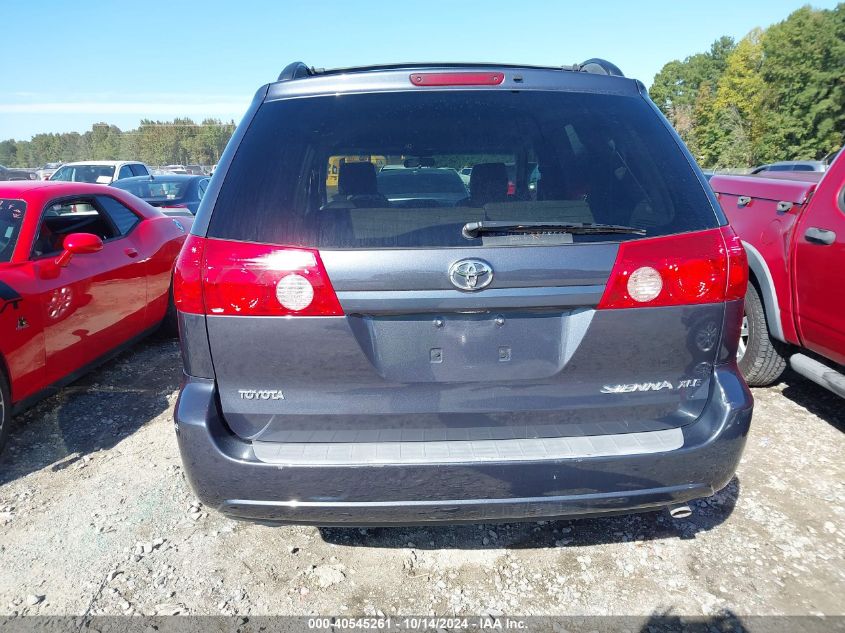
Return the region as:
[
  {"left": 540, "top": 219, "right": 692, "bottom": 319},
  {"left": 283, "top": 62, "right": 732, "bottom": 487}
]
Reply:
[
  {"left": 710, "top": 151, "right": 845, "bottom": 396},
  {"left": 0, "top": 181, "right": 191, "bottom": 453}
]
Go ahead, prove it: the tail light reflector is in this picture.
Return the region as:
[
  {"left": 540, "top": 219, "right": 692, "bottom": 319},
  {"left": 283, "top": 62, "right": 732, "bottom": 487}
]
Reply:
[
  {"left": 173, "top": 236, "right": 343, "bottom": 317},
  {"left": 173, "top": 235, "right": 205, "bottom": 314},
  {"left": 598, "top": 227, "right": 748, "bottom": 309},
  {"left": 722, "top": 225, "right": 748, "bottom": 301}
]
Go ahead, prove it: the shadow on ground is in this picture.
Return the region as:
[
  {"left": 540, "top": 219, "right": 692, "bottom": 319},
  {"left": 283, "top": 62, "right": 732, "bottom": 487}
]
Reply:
[
  {"left": 636, "top": 609, "right": 750, "bottom": 632},
  {"left": 0, "top": 336, "right": 182, "bottom": 486},
  {"left": 778, "top": 368, "right": 845, "bottom": 433},
  {"left": 318, "top": 477, "right": 740, "bottom": 550}
]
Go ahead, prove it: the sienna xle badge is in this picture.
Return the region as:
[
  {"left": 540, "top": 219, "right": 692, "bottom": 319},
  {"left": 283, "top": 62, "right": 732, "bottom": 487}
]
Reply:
[{"left": 173, "top": 59, "right": 753, "bottom": 526}]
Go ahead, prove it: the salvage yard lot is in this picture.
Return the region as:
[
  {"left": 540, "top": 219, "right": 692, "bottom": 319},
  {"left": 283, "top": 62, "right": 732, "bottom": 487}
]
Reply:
[{"left": 0, "top": 339, "right": 843, "bottom": 617}]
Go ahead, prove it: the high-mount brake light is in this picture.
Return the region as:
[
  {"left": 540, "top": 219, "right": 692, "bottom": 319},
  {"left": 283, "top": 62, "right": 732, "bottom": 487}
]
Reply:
[
  {"left": 409, "top": 72, "right": 504, "bottom": 86},
  {"left": 597, "top": 227, "right": 748, "bottom": 309},
  {"left": 172, "top": 236, "right": 343, "bottom": 317}
]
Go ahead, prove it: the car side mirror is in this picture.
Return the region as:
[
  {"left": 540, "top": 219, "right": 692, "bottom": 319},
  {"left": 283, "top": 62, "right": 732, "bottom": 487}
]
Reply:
[{"left": 56, "top": 233, "right": 104, "bottom": 267}]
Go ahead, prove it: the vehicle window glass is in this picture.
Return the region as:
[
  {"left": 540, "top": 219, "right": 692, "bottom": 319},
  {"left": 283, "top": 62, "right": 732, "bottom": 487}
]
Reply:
[
  {"left": 97, "top": 196, "right": 140, "bottom": 235},
  {"left": 130, "top": 164, "right": 149, "bottom": 176},
  {"left": 32, "top": 198, "right": 119, "bottom": 257},
  {"left": 50, "top": 164, "right": 116, "bottom": 184},
  {"left": 112, "top": 178, "right": 189, "bottom": 200},
  {"left": 0, "top": 199, "right": 26, "bottom": 263},
  {"left": 118, "top": 165, "right": 134, "bottom": 180},
  {"left": 767, "top": 165, "right": 793, "bottom": 172},
  {"left": 792, "top": 165, "right": 814, "bottom": 172},
  {"left": 209, "top": 91, "right": 719, "bottom": 248},
  {"left": 198, "top": 179, "right": 209, "bottom": 198}
]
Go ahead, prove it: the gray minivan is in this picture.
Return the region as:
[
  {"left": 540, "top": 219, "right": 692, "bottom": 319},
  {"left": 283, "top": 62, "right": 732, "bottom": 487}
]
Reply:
[{"left": 173, "top": 60, "right": 753, "bottom": 525}]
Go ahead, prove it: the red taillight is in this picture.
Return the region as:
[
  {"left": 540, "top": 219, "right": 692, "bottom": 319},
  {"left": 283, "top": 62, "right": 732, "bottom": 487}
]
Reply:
[
  {"left": 174, "top": 236, "right": 343, "bottom": 317},
  {"left": 597, "top": 227, "right": 748, "bottom": 310},
  {"left": 173, "top": 235, "right": 205, "bottom": 314},
  {"left": 409, "top": 72, "right": 504, "bottom": 86},
  {"left": 721, "top": 225, "right": 748, "bottom": 301}
]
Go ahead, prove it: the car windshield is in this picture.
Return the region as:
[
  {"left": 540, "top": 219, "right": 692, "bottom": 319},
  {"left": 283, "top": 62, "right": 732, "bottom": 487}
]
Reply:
[
  {"left": 112, "top": 178, "right": 190, "bottom": 200},
  {"left": 51, "top": 164, "right": 115, "bottom": 183},
  {"left": 0, "top": 199, "right": 26, "bottom": 263},
  {"left": 209, "top": 90, "right": 719, "bottom": 248}
]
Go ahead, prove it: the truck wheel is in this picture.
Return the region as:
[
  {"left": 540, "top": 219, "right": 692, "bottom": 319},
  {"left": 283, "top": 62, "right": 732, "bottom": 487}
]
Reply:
[
  {"left": 738, "top": 283, "right": 788, "bottom": 386},
  {"left": 0, "top": 365, "right": 10, "bottom": 456}
]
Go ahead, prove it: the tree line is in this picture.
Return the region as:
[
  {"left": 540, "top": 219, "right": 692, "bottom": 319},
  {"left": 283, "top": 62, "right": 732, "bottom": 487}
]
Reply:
[
  {"left": 650, "top": 4, "right": 843, "bottom": 169},
  {"left": 2, "top": 4, "right": 843, "bottom": 171},
  {"left": 0, "top": 118, "right": 236, "bottom": 168}
]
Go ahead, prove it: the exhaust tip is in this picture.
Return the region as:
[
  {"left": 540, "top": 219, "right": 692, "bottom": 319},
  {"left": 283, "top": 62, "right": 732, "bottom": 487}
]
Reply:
[{"left": 668, "top": 504, "right": 693, "bottom": 519}]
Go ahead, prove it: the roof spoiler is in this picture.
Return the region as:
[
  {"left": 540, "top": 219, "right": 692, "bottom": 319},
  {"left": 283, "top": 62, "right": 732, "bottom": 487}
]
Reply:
[
  {"left": 276, "top": 58, "right": 624, "bottom": 82},
  {"left": 576, "top": 58, "right": 624, "bottom": 77}
]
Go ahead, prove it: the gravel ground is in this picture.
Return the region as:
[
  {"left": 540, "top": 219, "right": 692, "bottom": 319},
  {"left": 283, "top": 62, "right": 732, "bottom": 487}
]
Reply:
[{"left": 0, "top": 337, "right": 843, "bottom": 620}]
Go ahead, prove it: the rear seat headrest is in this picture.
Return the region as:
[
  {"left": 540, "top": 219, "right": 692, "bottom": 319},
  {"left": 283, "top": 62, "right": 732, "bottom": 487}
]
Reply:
[
  {"left": 470, "top": 162, "right": 509, "bottom": 204},
  {"left": 337, "top": 162, "right": 378, "bottom": 196}
]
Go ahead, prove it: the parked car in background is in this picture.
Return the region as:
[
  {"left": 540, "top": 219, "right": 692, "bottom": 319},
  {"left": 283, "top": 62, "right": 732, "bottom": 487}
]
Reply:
[
  {"left": 711, "top": 150, "right": 845, "bottom": 397},
  {"left": 0, "top": 164, "right": 37, "bottom": 181},
  {"left": 172, "top": 60, "right": 752, "bottom": 526},
  {"left": 111, "top": 174, "right": 210, "bottom": 215},
  {"left": 0, "top": 181, "right": 192, "bottom": 455},
  {"left": 35, "top": 162, "right": 62, "bottom": 181},
  {"left": 750, "top": 160, "right": 828, "bottom": 175},
  {"left": 49, "top": 161, "right": 150, "bottom": 184},
  {"left": 375, "top": 167, "right": 468, "bottom": 206}
]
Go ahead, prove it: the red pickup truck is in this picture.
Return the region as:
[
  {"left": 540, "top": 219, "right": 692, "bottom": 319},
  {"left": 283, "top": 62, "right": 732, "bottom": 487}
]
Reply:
[{"left": 710, "top": 152, "right": 845, "bottom": 397}]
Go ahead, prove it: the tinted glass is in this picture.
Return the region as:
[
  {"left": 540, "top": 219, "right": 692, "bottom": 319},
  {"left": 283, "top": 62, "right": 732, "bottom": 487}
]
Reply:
[
  {"left": 51, "top": 164, "right": 115, "bottom": 183},
  {"left": 97, "top": 196, "right": 140, "bottom": 235},
  {"left": 112, "top": 178, "right": 190, "bottom": 200},
  {"left": 767, "top": 165, "right": 793, "bottom": 172},
  {"left": 792, "top": 165, "right": 815, "bottom": 171},
  {"left": 209, "top": 91, "right": 718, "bottom": 248},
  {"left": 118, "top": 165, "right": 134, "bottom": 180},
  {"left": 0, "top": 199, "right": 25, "bottom": 262},
  {"left": 377, "top": 169, "right": 468, "bottom": 195},
  {"left": 34, "top": 197, "right": 119, "bottom": 256},
  {"left": 130, "top": 164, "right": 149, "bottom": 176}
]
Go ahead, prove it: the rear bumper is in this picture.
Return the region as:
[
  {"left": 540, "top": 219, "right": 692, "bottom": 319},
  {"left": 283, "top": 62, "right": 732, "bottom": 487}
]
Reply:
[{"left": 174, "top": 366, "right": 752, "bottom": 526}]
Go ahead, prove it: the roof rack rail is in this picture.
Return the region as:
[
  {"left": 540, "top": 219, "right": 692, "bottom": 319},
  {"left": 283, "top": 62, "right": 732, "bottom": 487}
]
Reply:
[
  {"left": 578, "top": 58, "right": 624, "bottom": 77},
  {"left": 277, "top": 62, "right": 314, "bottom": 82}
]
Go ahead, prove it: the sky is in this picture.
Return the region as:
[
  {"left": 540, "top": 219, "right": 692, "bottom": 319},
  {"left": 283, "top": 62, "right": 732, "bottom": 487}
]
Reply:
[{"left": 0, "top": 0, "right": 839, "bottom": 141}]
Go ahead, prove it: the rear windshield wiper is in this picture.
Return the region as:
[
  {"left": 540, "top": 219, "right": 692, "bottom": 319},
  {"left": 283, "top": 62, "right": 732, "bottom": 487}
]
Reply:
[{"left": 461, "top": 221, "right": 647, "bottom": 240}]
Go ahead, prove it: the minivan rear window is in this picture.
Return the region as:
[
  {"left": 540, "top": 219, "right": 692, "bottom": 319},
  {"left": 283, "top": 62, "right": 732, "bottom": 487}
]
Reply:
[{"left": 209, "top": 91, "right": 718, "bottom": 248}]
